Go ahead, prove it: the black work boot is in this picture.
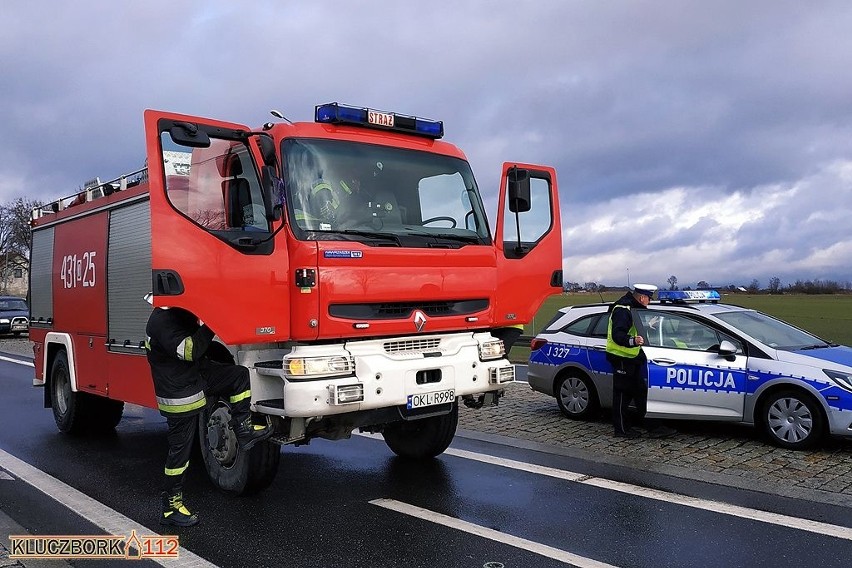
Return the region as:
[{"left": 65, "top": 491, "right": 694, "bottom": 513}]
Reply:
[
  {"left": 614, "top": 428, "right": 642, "bottom": 439},
  {"left": 160, "top": 489, "right": 198, "bottom": 527},
  {"left": 232, "top": 419, "right": 273, "bottom": 451}
]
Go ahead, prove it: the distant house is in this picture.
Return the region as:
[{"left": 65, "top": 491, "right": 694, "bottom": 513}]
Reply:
[{"left": 0, "top": 252, "right": 29, "bottom": 298}]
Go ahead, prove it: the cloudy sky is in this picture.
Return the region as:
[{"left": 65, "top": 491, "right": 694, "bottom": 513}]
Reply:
[{"left": 3, "top": 1, "right": 852, "bottom": 290}]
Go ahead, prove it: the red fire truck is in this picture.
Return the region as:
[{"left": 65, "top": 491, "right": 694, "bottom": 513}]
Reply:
[{"left": 29, "top": 103, "right": 562, "bottom": 493}]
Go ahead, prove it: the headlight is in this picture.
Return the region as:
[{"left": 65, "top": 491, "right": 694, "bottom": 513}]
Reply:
[
  {"left": 479, "top": 339, "right": 505, "bottom": 361},
  {"left": 284, "top": 355, "right": 354, "bottom": 379},
  {"left": 824, "top": 369, "right": 852, "bottom": 392},
  {"left": 0, "top": 319, "right": 8, "bottom": 324}
]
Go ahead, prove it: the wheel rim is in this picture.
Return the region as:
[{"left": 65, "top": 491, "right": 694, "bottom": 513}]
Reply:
[
  {"left": 206, "top": 405, "right": 238, "bottom": 468},
  {"left": 54, "top": 369, "right": 69, "bottom": 415},
  {"left": 560, "top": 377, "right": 589, "bottom": 414},
  {"left": 767, "top": 397, "right": 813, "bottom": 443}
]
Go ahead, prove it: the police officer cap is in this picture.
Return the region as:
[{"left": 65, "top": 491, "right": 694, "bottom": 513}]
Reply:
[{"left": 631, "top": 284, "right": 657, "bottom": 298}]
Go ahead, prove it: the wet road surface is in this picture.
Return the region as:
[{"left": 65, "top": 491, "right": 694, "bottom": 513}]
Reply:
[{"left": 1, "top": 351, "right": 850, "bottom": 567}]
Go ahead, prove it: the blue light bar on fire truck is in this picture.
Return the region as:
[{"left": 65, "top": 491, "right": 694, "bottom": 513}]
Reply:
[
  {"left": 315, "top": 102, "right": 444, "bottom": 139},
  {"left": 657, "top": 290, "right": 721, "bottom": 303}
]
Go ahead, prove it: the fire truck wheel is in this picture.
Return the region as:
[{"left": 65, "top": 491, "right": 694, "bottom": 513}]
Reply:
[
  {"left": 50, "top": 351, "right": 86, "bottom": 434},
  {"left": 382, "top": 401, "right": 458, "bottom": 459},
  {"left": 197, "top": 402, "right": 280, "bottom": 495},
  {"left": 87, "top": 398, "right": 125, "bottom": 432}
]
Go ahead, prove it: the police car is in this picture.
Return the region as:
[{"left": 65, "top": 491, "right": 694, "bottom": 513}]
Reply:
[{"left": 527, "top": 290, "right": 852, "bottom": 449}]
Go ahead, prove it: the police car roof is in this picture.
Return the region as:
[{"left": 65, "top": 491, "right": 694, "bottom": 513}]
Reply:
[{"left": 555, "top": 297, "right": 752, "bottom": 316}]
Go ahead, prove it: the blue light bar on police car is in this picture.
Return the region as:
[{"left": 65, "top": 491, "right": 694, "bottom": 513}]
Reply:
[
  {"left": 658, "top": 290, "right": 721, "bottom": 303},
  {"left": 315, "top": 102, "right": 444, "bottom": 139}
]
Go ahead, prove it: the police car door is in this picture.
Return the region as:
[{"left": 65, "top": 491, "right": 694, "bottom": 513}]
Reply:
[{"left": 637, "top": 312, "right": 748, "bottom": 420}]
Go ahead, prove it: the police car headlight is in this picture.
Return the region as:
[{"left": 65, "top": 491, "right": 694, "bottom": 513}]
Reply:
[
  {"left": 479, "top": 339, "right": 505, "bottom": 361},
  {"left": 284, "top": 355, "right": 354, "bottom": 379},
  {"left": 824, "top": 369, "right": 852, "bottom": 393}
]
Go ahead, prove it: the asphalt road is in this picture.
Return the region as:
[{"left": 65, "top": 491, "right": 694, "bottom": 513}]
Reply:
[{"left": 1, "top": 338, "right": 851, "bottom": 567}]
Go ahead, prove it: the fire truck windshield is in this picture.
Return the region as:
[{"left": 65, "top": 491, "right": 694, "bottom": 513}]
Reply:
[{"left": 283, "top": 139, "right": 491, "bottom": 246}]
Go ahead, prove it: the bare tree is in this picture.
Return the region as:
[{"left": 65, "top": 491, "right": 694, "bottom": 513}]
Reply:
[
  {"left": 191, "top": 208, "right": 226, "bottom": 230},
  {"left": 768, "top": 276, "right": 781, "bottom": 294},
  {"left": 667, "top": 275, "right": 678, "bottom": 290},
  {"left": 697, "top": 280, "right": 709, "bottom": 289},
  {"left": 747, "top": 279, "right": 760, "bottom": 293},
  {"left": 0, "top": 197, "right": 41, "bottom": 269}
]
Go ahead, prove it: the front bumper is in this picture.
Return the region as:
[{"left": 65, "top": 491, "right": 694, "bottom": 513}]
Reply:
[{"left": 251, "top": 332, "right": 513, "bottom": 418}]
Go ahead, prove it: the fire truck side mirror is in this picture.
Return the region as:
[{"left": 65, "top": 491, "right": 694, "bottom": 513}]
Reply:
[
  {"left": 261, "top": 165, "right": 282, "bottom": 222},
  {"left": 168, "top": 122, "right": 211, "bottom": 148},
  {"left": 257, "top": 135, "right": 277, "bottom": 167},
  {"left": 507, "top": 167, "right": 531, "bottom": 213}
]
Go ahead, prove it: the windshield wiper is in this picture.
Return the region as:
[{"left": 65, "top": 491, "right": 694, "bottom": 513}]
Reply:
[
  {"left": 431, "top": 233, "right": 482, "bottom": 243},
  {"left": 336, "top": 229, "right": 400, "bottom": 243},
  {"left": 798, "top": 343, "right": 831, "bottom": 350},
  {"left": 401, "top": 231, "right": 482, "bottom": 244}
]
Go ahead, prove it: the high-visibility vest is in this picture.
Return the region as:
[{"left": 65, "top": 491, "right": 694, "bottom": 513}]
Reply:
[
  {"left": 606, "top": 304, "right": 641, "bottom": 358},
  {"left": 310, "top": 178, "right": 354, "bottom": 213}
]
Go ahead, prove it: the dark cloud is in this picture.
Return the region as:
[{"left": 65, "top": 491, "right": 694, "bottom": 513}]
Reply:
[{"left": 2, "top": 1, "right": 851, "bottom": 286}]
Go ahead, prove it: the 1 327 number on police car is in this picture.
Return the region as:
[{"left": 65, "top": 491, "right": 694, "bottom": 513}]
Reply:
[{"left": 407, "top": 388, "right": 455, "bottom": 409}]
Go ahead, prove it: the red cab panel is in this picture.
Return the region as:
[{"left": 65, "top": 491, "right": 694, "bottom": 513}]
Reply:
[
  {"left": 143, "top": 110, "right": 291, "bottom": 344},
  {"left": 494, "top": 163, "right": 563, "bottom": 327}
]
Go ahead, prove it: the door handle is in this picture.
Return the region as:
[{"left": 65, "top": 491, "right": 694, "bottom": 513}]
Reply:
[{"left": 651, "top": 358, "right": 677, "bottom": 366}]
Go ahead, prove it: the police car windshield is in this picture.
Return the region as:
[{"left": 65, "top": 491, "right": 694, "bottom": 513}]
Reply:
[
  {"left": 283, "top": 139, "right": 491, "bottom": 245},
  {"left": 713, "top": 310, "right": 829, "bottom": 351}
]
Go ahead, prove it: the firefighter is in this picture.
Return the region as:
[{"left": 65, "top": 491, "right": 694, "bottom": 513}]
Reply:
[
  {"left": 145, "top": 302, "right": 272, "bottom": 526},
  {"left": 310, "top": 173, "right": 369, "bottom": 225}
]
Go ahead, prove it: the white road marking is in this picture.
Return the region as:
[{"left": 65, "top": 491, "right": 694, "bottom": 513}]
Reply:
[
  {"left": 370, "top": 498, "right": 619, "bottom": 568},
  {"left": 445, "top": 447, "right": 587, "bottom": 482},
  {"left": 0, "top": 354, "right": 34, "bottom": 367},
  {"left": 446, "top": 446, "right": 852, "bottom": 542},
  {"left": 358, "top": 432, "right": 852, "bottom": 541},
  {"left": 582, "top": 476, "right": 852, "bottom": 541},
  {"left": 0, "top": 448, "right": 217, "bottom": 567}
]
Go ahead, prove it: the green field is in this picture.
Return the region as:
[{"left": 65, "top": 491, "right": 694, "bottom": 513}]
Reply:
[{"left": 510, "top": 292, "right": 852, "bottom": 362}]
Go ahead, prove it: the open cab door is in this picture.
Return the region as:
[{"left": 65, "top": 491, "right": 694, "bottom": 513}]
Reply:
[
  {"left": 494, "top": 163, "right": 563, "bottom": 329},
  {"left": 143, "top": 110, "right": 290, "bottom": 344}
]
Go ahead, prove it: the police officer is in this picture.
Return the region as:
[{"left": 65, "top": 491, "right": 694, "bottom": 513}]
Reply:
[
  {"left": 145, "top": 303, "right": 272, "bottom": 526},
  {"left": 606, "top": 284, "right": 675, "bottom": 439},
  {"left": 492, "top": 323, "right": 525, "bottom": 352}
]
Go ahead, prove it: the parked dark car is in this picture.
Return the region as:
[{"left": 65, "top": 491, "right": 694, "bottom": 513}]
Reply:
[{"left": 0, "top": 296, "right": 29, "bottom": 336}]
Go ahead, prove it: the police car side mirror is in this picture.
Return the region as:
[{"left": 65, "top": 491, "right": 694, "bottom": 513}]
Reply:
[{"left": 718, "top": 340, "right": 738, "bottom": 360}]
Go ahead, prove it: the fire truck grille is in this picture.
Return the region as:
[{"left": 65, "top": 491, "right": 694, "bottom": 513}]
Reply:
[
  {"left": 383, "top": 338, "right": 442, "bottom": 354},
  {"left": 329, "top": 299, "right": 488, "bottom": 320}
]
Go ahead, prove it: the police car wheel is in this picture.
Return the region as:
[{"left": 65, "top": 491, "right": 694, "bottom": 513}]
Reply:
[
  {"left": 555, "top": 374, "right": 600, "bottom": 420},
  {"left": 760, "top": 389, "right": 825, "bottom": 450}
]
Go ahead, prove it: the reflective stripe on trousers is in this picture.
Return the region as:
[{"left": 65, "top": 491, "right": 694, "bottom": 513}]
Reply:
[{"left": 156, "top": 391, "right": 206, "bottom": 414}]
